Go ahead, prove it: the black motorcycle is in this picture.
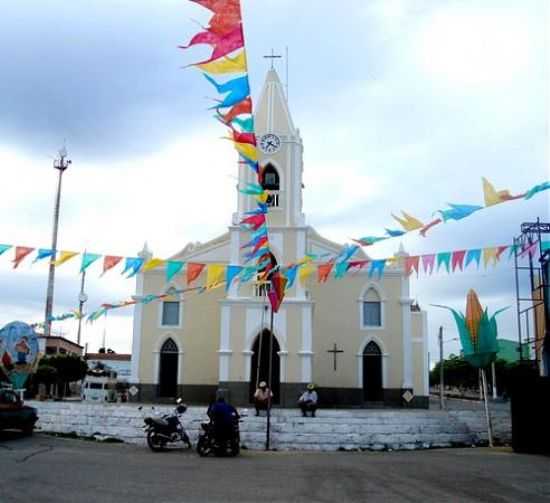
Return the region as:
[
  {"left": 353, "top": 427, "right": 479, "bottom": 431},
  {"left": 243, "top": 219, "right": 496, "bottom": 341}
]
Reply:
[
  {"left": 141, "top": 400, "right": 192, "bottom": 452},
  {"left": 196, "top": 410, "right": 243, "bottom": 457}
]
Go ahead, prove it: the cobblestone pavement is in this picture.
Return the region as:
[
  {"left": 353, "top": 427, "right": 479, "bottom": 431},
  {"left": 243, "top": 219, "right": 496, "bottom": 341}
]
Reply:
[{"left": 1, "top": 432, "right": 549, "bottom": 503}]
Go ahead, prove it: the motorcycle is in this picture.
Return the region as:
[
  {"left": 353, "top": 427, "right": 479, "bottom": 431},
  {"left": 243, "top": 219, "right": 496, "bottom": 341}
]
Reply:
[
  {"left": 196, "top": 409, "right": 245, "bottom": 457},
  {"left": 140, "top": 399, "right": 192, "bottom": 452}
]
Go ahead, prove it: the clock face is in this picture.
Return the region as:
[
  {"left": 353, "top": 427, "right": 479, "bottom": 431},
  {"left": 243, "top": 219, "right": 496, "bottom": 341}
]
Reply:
[{"left": 259, "top": 134, "right": 281, "bottom": 154}]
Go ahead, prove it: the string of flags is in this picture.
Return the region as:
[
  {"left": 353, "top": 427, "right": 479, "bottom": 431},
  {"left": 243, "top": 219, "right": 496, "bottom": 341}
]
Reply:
[
  {"left": 80, "top": 240, "right": 540, "bottom": 323},
  {"left": 353, "top": 178, "right": 550, "bottom": 246},
  {"left": 179, "top": 0, "right": 280, "bottom": 287}
]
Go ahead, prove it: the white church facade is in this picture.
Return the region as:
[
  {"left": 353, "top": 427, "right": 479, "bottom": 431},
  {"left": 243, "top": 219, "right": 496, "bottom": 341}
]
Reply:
[{"left": 130, "top": 69, "right": 429, "bottom": 408}]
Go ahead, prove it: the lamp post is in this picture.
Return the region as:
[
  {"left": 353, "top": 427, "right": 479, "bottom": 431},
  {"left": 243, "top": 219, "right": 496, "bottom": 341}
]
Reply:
[{"left": 44, "top": 147, "right": 71, "bottom": 338}]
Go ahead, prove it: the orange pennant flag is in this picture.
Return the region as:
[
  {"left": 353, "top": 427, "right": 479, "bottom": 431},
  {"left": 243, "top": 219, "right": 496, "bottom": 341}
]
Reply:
[
  {"left": 102, "top": 256, "right": 123, "bottom": 276},
  {"left": 317, "top": 263, "right": 334, "bottom": 283},
  {"left": 187, "top": 263, "right": 206, "bottom": 285},
  {"left": 12, "top": 246, "right": 34, "bottom": 269}
]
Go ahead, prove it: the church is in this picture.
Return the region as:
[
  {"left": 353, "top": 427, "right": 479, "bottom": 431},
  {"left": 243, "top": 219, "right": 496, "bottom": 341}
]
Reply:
[{"left": 129, "top": 68, "right": 429, "bottom": 408}]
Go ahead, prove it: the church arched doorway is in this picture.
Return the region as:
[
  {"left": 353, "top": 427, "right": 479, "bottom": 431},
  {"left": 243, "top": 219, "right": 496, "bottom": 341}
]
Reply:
[
  {"left": 249, "top": 329, "right": 280, "bottom": 404},
  {"left": 363, "top": 341, "right": 383, "bottom": 402},
  {"left": 159, "top": 338, "right": 179, "bottom": 398}
]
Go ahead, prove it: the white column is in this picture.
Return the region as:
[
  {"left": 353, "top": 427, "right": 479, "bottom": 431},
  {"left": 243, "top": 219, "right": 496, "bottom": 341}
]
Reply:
[
  {"left": 130, "top": 273, "right": 144, "bottom": 383},
  {"left": 218, "top": 305, "right": 232, "bottom": 382},
  {"left": 422, "top": 311, "right": 429, "bottom": 396},
  {"left": 178, "top": 351, "right": 185, "bottom": 385},
  {"left": 295, "top": 229, "right": 307, "bottom": 299},
  {"left": 298, "top": 304, "right": 313, "bottom": 383},
  {"left": 278, "top": 351, "right": 288, "bottom": 382},
  {"left": 400, "top": 275, "right": 414, "bottom": 389}
]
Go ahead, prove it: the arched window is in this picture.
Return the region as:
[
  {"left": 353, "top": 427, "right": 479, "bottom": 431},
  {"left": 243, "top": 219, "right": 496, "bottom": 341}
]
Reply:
[
  {"left": 161, "top": 338, "right": 178, "bottom": 353},
  {"left": 362, "top": 288, "right": 382, "bottom": 327},
  {"left": 260, "top": 163, "right": 280, "bottom": 190}
]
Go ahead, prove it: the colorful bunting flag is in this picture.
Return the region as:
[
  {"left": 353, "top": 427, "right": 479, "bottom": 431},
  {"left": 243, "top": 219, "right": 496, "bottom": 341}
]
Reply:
[
  {"left": 465, "top": 249, "right": 481, "bottom": 269},
  {"left": 392, "top": 211, "right": 424, "bottom": 232},
  {"left": 53, "top": 250, "right": 79, "bottom": 267},
  {"left": 80, "top": 252, "right": 101, "bottom": 273},
  {"left": 285, "top": 265, "right": 298, "bottom": 289},
  {"left": 166, "top": 261, "right": 185, "bottom": 283},
  {"left": 142, "top": 258, "right": 166, "bottom": 273},
  {"left": 225, "top": 265, "right": 242, "bottom": 291},
  {"left": 206, "top": 264, "right": 226, "bottom": 290},
  {"left": 422, "top": 254, "right": 436, "bottom": 275},
  {"left": 196, "top": 50, "right": 247, "bottom": 75},
  {"left": 317, "top": 263, "right": 333, "bottom": 283},
  {"left": 451, "top": 250, "right": 466, "bottom": 272},
  {"left": 298, "top": 263, "right": 315, "bottom": 285},
  {"left": 34, "top": 248, "right": 55, "bottom": 263},
  {"left": 437, "top": 252, "right": 451, "bottom": 273},
  {"left": 122, "top": 257, "right": 144, "bottom": 278},
  {"left": 12, "top": 246, "right": 34, "bottom": 269},
  {"left": 368, "top": 260, "right": 386, "bottom": 278},
  {"left": 102, "top": 255, "right": 123, "bottom": 276},
  {"left": 405, "top": 256, "right": 420, "bottom": 277},
  {"left": 0, "top": 244, "right": 12, "bottom": 256},
  {"left": 482, "top": 247, "right": 499, "bottom": 268},
  {"left": 187, "top": 263, "right": 206, "bottom": 285}
]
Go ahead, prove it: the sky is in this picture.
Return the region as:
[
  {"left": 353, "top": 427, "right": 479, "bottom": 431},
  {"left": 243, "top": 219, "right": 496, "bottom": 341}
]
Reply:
[{"left": 0, "top": 0, "right": 548, "bottom": 363}]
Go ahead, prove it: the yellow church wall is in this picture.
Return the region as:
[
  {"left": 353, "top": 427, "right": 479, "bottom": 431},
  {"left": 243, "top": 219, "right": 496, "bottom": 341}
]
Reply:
[
  {"left": 284, "top": 305, "right": 303, "bottom": 383},
  {"left": 308, "top": 272, "right": 406, "bottom": 390},
  {"left": 137, "top": 270, "right": 221, "bottom": 386}
]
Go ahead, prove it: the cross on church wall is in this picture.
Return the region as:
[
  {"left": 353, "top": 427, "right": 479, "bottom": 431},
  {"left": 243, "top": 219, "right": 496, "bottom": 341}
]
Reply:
[{"left": 327, "top": 343, "right": 344, "bottom": 371}]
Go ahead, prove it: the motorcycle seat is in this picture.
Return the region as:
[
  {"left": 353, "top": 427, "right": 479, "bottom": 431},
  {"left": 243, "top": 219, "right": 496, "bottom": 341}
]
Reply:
[{"left": 148, "top": 417, "right": 169, "bottom": 427}]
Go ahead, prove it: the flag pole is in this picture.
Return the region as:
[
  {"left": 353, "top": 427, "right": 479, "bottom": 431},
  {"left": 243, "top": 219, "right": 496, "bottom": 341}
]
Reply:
[
  {"left": 481, "top": 368, "right": 494, "bottom": 447},
  {"left": 265, "top": 300, "right": 274, "bottom": 451}
]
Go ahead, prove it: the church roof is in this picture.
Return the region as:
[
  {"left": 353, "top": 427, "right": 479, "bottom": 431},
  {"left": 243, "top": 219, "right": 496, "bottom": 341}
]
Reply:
[{"left": 254, "top": 69, "right": 296, "bottom": 136}]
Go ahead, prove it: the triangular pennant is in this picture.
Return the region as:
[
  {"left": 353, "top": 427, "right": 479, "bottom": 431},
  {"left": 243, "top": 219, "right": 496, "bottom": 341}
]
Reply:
[
  {"left": 206, "top": 264, "right": 226, "bottom": 290},
  {"left": 102, "top": 255, "right": 123, "bottom": 276},
  {"left": 436, "top": 252, "right": 452, "bottom": 273},
  {"left": 0, "top": 244, "right": 12, "bottom": 256},
  {"left": 53, "top": 250, "right": 79, "bottom": 267},
  {"left": 464, "top": 249, "right": 481, "bottom": 269},
  {"left": 122, "top": 257, "right": 144, "bottom": 278},
  {"left": 347, "top": 260, "right": 369, "bottom": 272},
  {"left": 368, "top": 259, "right": 386, "bottom": 278},
  {"left": 495, "top": 245, "right": 509, "bottom": 260},
  {"left": 166, "top": 261, "right": 185, "bottom": 283},
  {"left": 421, "top": 254, "right": 436, "bottom": 275},
  {"left": 79, "top": 252, "right": 101, "bottom": 273},
  {"left": 451, "top": 250, "right": 466, "bottom": 272},
  {"left": 142, "top": 258, "right": 165, "bottom": 273},
  {"left": 404, "top": 256, "right": 420, "bottom": 276},
  {"left": 225, "top": 265, "right": 242, "bottom": 291},
  {"left": 317, "top": 263, "right": 334, "bottom": 283},
  {"left": 483, "top": 247, "right": 498, "bottom": 268},
  {"left": 285, "top": 265, "right": 298, "bottom": 289},
  {"left": 34, "top": 248, "right": 55, "bottom": 263},
  {"left": 298, "top": 263, "right": 315, "bottom": 285},
  {"left": 334, "top": 262, "right": 349, "bottom": 279},
  {"left": 12, "top": 246, "right": 34, "bottom": 269},
  {"left": 187, "top": 263, "right": 206, "bottom": 285}
]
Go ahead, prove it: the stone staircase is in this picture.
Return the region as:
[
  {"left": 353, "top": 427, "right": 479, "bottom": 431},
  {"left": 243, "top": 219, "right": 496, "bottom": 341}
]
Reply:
[{"left": 30, "top": 401, "right": 511, "bottom": 451}]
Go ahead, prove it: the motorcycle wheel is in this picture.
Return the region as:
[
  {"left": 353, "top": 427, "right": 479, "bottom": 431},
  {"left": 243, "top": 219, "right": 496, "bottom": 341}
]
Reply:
[
  {"left": 147, "top": 431, "right": 166, "bottom": 452},
  {"left": 196, "top": 436, "right": 211, "bottom": 457},
  {"left": 229, "top": 439, "right": 240, "bottom": 457}
]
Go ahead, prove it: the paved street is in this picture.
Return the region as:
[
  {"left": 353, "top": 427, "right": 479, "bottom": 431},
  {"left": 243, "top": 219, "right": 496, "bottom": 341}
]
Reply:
[{"left": 1, "top": 432, "right": 549, "bottom": 503}]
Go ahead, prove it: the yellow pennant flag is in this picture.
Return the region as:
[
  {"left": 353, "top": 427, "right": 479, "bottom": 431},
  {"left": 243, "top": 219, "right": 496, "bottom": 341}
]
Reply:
[
  {"left": 196, "top": 50, "right": 247, "bottom": 75},
  {"left": 391, "top": 211, "right": 424, "bottom": 232},
  {"left": 483, "top": 247, "right": 498, "bottom": 268},
  {"left": 53, "top": 250, "right": 79, "bottom": 267},
  {"left": 206, "top": 264, "right": 226, "bottom": 290},
  {"left": 298, "top": 263, "right": 315, "bottom": 285},
  {"left": 256, "top": 192, "right": 268, "bottom": 204},
  {"left": 234, "top": 141, "right": 258, "bottom": 162},
  {"left": 482, "top": 177, "right": 513, "bottom": 207},
  {"left": 142, "top": 258, "right": 165, "bottom": 273}
]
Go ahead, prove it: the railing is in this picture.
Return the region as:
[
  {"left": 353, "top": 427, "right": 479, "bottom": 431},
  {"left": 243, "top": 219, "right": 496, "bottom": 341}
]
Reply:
[
  {"left": 265, "top": 191, "right": 280, "bottom": 208},
  {"left": 254, "top": 281, "right": 271, "bottom": 298}
]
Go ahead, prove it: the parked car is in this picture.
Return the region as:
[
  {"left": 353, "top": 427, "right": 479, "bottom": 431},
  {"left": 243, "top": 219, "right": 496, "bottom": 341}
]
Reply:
[{"left": 0, "top": 387, "right": 38, "bottom": 434}]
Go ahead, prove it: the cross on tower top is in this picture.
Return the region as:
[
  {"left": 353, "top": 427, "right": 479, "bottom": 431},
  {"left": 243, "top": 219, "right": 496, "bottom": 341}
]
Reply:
[{"left": 263, "top": 49, "right": 282, "bottom": 69}]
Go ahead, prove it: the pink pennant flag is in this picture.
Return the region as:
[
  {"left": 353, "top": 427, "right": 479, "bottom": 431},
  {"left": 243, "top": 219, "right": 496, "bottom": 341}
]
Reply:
[
  {"left": 12, "top": 246, "right": 34, "bottom": 269},
  {"left": 519, "top": 241, "right": 538, "bottom": 258},
  {"left": 421, "top": 254, "right": 436, "bottom": 275},
  {"left": 451, "top": 250, "right": 466, "bottom": 272},
  {"left": 496, "top": 245, "right": 509, "bottom": 260},
  {"left": 347, "top": 260, "right": 369, "bottom": 273},
  {"left": 405, "top": 256, "right": 420, "bottom": 277}
]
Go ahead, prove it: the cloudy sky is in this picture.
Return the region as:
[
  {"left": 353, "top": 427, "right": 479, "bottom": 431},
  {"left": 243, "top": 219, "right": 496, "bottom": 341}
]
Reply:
[{"left": 0, "top": 0, "right": 548, "bottom": 362}]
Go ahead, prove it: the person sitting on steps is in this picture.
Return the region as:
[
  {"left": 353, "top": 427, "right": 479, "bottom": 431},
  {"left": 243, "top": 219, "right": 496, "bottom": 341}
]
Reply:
[
  {"left": 298, "top": 383, "right": 318, "bottom": 417},
  {"left": 254, "top": 381, "right": 273, "bottom": 416}
]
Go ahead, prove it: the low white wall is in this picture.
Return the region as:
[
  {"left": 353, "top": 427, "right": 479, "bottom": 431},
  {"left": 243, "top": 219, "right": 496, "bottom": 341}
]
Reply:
[{"left": 30, "top": 401, "right": 511, "bottom": 452}]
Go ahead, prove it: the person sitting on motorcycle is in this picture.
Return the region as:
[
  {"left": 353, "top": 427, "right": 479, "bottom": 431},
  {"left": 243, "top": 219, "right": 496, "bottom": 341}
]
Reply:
[
  {"left": 254, "top": 381, "right": 273, "bottom": 416},
  {"left": 208, "top": 390, "right": 238, "bottom": 444}
]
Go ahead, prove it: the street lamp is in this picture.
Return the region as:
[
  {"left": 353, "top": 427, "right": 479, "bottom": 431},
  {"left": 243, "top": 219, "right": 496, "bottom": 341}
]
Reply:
[{"left": 44, "top": 147, "right": 71, "bottom": 338}]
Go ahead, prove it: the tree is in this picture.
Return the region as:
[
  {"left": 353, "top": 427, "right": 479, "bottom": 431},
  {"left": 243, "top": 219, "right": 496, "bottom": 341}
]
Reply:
[{"left": 39, "top": 355, "right": 88, "bottom": 398}]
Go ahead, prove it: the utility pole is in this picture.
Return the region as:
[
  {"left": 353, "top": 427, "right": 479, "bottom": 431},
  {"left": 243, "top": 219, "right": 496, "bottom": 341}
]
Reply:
[
  {"left": 491, "top": 361, "right": 497, "bottom": 399},
  {"left": 44, "top": 147, "right": 71, "bottom": 338},
  {"left": 439, "top": 326, "right": 444, "bottom": 410}
]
